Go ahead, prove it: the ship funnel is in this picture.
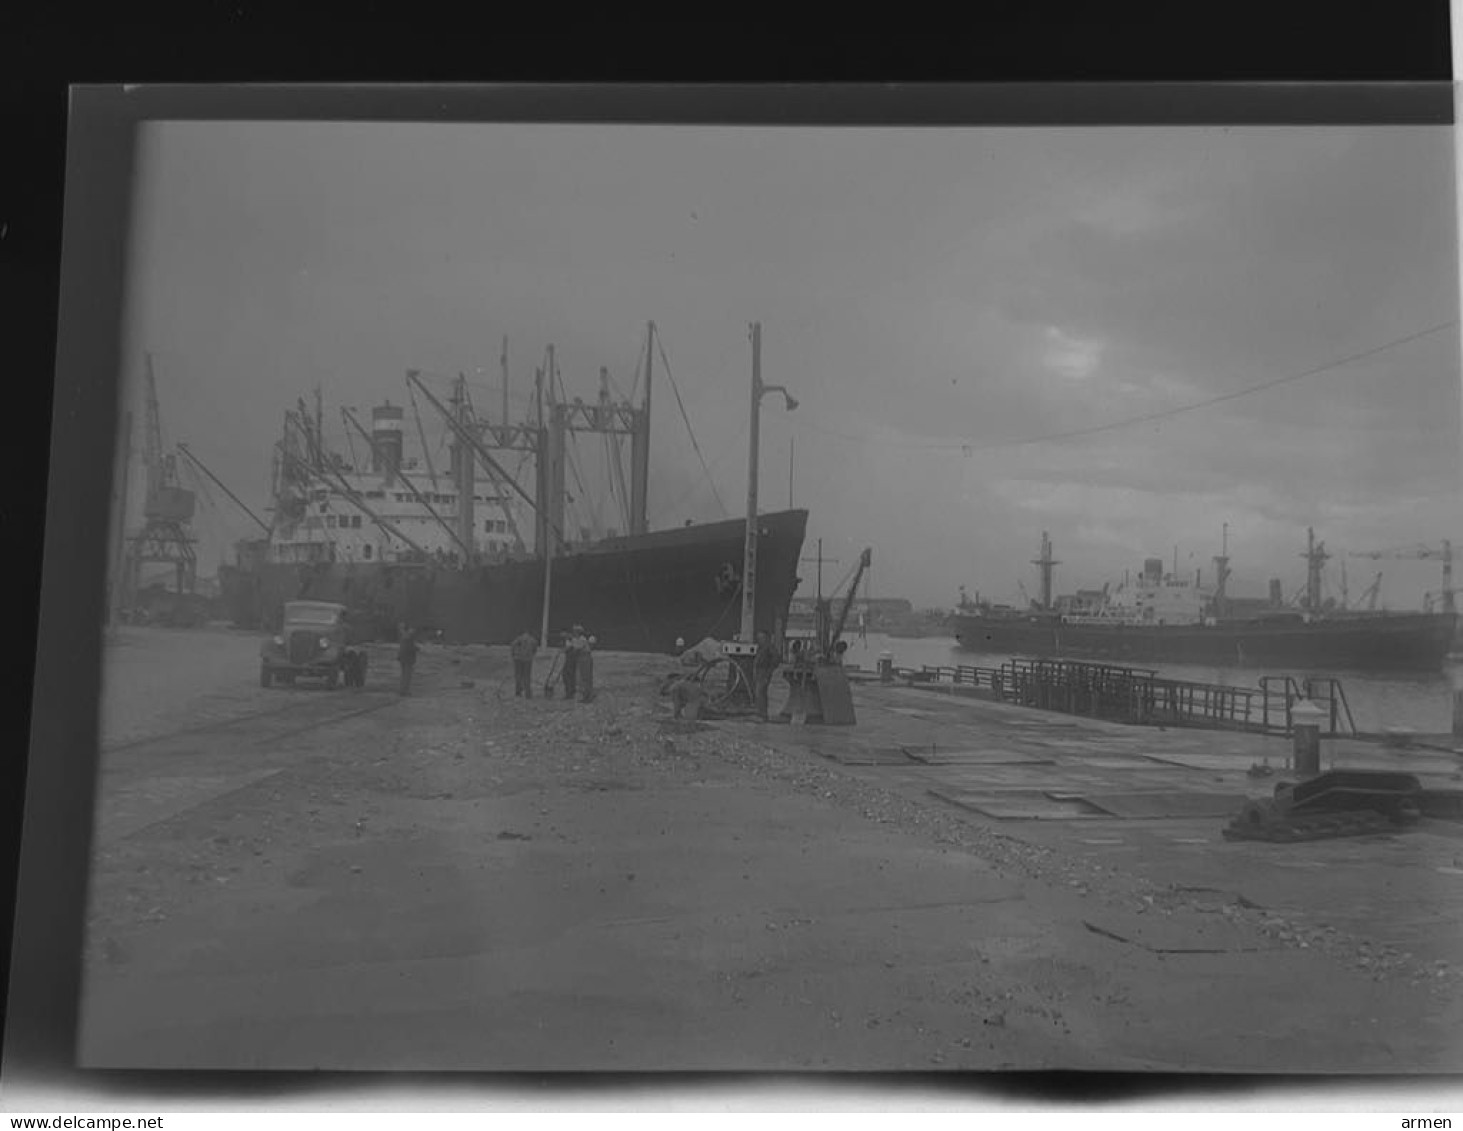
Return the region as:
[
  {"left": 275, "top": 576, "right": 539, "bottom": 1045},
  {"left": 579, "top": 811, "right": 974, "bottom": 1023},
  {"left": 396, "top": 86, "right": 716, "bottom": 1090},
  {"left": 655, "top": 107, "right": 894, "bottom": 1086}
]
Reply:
[
  {"left": 1143, "top": 557, "right": 1163, "bottom": 583},
  {"left": 1269, "top": 578, "right": 1283, "bottom": 607},
  {"left": 371, "top": 401, "right": 405, "bottom": 474}
]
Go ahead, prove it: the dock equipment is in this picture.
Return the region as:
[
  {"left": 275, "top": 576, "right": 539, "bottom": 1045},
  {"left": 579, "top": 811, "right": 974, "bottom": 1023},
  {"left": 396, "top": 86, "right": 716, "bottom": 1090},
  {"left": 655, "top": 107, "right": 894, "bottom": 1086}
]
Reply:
[
  {"left": 776, "top": 547, "right": 872, "bottom": 726},
  {"left": 1223, "top": 769, "right": 1423, "bottom": 842}
]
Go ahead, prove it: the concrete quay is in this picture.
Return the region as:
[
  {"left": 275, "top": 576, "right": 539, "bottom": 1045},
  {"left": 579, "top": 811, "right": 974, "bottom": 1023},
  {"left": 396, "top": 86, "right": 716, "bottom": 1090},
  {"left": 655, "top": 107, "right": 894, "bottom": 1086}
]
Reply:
[{"left": 75, "top": 627, "right": 1463, "bottom": 1072}]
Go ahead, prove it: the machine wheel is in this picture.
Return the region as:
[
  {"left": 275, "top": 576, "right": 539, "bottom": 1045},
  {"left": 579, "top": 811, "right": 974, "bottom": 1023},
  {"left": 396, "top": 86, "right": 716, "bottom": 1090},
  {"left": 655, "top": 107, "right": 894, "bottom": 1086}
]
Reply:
[
  {"left": 699, "top": 656, "right": 753, "bottom": 713},
  {"left": 259, "top": 665, "right": 272, "bottom": 688}
]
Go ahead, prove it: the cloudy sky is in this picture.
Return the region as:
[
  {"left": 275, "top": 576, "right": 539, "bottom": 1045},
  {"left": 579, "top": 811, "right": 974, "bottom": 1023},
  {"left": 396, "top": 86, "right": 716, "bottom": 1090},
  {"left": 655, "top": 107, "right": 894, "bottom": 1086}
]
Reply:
[{"left": 115, "top": 119, "right": 1461, "bottom": 610}]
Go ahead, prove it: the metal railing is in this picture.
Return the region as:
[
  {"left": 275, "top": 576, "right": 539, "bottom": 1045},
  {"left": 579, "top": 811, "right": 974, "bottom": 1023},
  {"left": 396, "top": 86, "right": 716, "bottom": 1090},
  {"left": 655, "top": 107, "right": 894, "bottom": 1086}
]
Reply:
[
  {"left": 883, "top": 657, "right": 1354, "bottom": 736},
  {"left": 1258, "top": 675, "right": 1356, "bottom": 737}
]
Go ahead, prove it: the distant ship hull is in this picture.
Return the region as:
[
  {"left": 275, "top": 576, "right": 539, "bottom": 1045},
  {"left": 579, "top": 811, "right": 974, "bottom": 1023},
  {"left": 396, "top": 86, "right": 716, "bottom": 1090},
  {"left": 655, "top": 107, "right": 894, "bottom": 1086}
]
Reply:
[
  {"left": 950, "top": 610, "right": 1459, "bottom": 672},
  {"left": 228, "top": 509, "right": 809, "bottom": 652}
]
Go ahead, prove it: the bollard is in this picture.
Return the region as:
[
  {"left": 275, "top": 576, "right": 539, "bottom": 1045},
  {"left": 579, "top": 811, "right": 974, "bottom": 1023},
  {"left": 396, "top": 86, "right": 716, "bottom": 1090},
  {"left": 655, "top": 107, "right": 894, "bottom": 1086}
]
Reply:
[
  {"left": 878, "top": 651, "right": 893, "bottom": 684},
  {"left": 1290, "top": 699, "right": 1327, "bottom": 778}
]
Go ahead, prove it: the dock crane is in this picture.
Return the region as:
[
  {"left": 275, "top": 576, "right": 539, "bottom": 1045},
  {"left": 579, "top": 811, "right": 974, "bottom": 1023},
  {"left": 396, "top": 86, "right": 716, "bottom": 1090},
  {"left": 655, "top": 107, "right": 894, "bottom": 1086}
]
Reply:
[
  {"left": 121, "top": 354, "right": 199, "bottom": 617},
  {"left": 1357, "top": 571, "right": 1384, "bottom": 612},
  {"left": 780, "top": 546, "right": 872, "bottom": 726},
  {"left": 1347, "top": 541, "right": 1454, "bottom": 615},
  {"left": 818, "top": 546, "right": 874, "bottom": 661}
]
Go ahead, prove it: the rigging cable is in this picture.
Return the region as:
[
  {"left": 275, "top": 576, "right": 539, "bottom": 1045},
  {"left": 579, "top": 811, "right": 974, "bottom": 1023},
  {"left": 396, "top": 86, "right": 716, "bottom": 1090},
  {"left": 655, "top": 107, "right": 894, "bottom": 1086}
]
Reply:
[
  {"left": 789, "top": 318, "right": 1459, "bottom": 453},
  {"left": 339, "top": 408, "right": 360, "bottom": 472},
  {"left": 650, "top": 419, "right": 748, "bottom": 529},
  {"left": 626, "top": 330, "right": 649, "bottom": 405},
  {"left": 406, "top": 382, "right": 440, "bottom": 490},
  {"left": 656, "top": 335, "right": 729, "bottom": 516}
]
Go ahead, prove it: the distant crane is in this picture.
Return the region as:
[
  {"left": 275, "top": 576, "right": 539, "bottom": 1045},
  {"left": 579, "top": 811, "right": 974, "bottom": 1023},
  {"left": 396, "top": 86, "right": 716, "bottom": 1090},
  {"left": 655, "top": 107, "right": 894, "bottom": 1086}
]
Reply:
[
  {"left": 1358, "top": 571, "right": 1384, "bottom": 612},
  {"left": 1347, "top": 541, "right": 1454, "bottom": 615},
  {"left": 122, "top": 354, "right": 198, "bottom": 608}
]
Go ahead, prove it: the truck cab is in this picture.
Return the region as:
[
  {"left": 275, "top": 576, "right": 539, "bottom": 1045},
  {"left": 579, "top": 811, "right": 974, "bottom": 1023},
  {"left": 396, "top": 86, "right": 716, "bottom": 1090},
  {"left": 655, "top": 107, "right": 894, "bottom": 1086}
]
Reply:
[{"left": 260, "top": 600, "right": 366, "bottom": 688}]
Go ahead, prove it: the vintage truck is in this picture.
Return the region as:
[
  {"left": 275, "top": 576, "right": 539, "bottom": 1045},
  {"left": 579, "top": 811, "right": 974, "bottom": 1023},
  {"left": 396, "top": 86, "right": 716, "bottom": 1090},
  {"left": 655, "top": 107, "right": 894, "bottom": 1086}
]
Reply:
[{"left": 259, "top": 600, "right": 369, "bottom": 689}]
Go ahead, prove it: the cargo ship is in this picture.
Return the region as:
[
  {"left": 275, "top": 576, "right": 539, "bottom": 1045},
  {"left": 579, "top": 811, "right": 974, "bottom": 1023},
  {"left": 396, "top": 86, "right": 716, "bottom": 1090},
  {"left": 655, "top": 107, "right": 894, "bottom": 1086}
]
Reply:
[
  {"left": 217, "top": 326, "right": 809, "bottom": 651},
  {"left": 951, "top": 531, "right": 1458, "bottom": 672}
]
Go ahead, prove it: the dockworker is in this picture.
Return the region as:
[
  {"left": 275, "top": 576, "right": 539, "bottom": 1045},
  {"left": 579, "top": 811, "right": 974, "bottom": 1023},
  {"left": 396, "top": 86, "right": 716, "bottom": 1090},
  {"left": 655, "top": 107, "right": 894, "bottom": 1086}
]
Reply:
[
  {"left": 578, "top": 634, "right": 597, "bottom": 703},
  {"left": 397, "top": 622, "right": 419, "bottom": 696},
  {"left": 346, "top": 648, "right": 366, "bottom": 689},
  {"left": 753, "top": 628, "right": 783, "bottom": 721},
  {"left": 669, "top": 675, "right": 704, "bottom": 720},
  {"left": 559, "top": 626, "right": 582, "bottom": 700},
  {"left": 510, "top": 630, "right": 538, "bottom": 698}
]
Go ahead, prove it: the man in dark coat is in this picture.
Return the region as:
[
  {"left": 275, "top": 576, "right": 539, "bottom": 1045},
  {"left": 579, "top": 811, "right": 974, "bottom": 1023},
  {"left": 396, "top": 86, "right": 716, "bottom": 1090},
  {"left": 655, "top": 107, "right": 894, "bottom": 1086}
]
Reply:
[
  {"left": 559, "top": 626, "right": 582, "bottom": 699},
  {"left": 578, "top": 634, "right": 597, "bottom": 703},
  {"left": 397, "top": 623, "right": 419, "bottom": 696},
  {"left": 510, "top": 630, "right": 538, "bottom": 698}
]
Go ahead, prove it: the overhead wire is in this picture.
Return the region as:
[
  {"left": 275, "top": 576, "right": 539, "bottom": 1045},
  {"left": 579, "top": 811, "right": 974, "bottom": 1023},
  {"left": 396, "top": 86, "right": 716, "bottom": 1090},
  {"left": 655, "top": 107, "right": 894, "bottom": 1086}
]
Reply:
[{"left": 785, "top": 318, "right": 1459, "bottom": 454}]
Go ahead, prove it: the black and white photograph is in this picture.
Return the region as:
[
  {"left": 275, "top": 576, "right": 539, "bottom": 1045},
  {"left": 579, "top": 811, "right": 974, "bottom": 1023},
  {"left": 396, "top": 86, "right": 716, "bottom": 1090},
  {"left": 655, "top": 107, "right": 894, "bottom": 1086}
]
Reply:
[{"left": 43, "top": 91, "right": 1463, "bottom": 1082}]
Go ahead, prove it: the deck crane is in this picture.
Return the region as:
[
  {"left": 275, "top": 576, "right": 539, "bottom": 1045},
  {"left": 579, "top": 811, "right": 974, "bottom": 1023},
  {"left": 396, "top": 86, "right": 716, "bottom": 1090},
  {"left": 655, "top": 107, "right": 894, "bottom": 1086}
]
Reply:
[
  {"left": 1347, "top": 541, "right": 1455, "bottom": 615},
  {"left": 1358, "top": 571, "right": 1384, "bottom": 612}
]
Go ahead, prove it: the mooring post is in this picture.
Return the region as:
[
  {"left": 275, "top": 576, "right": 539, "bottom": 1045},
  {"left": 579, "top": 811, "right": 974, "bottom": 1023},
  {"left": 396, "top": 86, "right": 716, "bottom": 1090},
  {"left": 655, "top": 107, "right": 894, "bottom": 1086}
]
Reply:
[{"left": 1291, "top": 699, "right": 1327, "bottom": 778}]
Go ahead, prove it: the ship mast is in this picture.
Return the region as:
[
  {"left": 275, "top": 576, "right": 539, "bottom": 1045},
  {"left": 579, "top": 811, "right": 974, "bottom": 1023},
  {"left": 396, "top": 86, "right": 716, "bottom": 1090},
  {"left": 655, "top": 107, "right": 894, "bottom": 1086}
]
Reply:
[
  {"left": 1032, "top": 531, "right": 1059, "bottom": 611},
  {"left": 1211, "top": 522, "right": 1231, "bottom": 619},
  {"left": 1302, "top": 526, "right": 1330, "bottom": 614}
]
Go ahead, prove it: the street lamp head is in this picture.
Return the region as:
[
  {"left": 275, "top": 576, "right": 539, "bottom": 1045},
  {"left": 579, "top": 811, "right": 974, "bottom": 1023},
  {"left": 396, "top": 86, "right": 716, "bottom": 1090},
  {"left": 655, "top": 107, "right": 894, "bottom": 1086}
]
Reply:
[{"left": 783, "top": 393, "right": 799, "bottom": 412}]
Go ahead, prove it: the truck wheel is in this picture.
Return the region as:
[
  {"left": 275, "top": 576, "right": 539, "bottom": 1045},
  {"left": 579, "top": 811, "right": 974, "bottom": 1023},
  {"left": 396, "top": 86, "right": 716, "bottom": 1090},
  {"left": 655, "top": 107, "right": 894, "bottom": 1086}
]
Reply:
[{"left": 260, "top": 665, "right": 272, "bottom": 688}]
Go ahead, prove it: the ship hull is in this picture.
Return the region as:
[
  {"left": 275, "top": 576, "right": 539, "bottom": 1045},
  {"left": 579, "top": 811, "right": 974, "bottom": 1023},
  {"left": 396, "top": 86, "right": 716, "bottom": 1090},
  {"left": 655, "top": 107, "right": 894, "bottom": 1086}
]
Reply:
[
  {"left": 229, "top": 510, "right": 809, "bottom": 653},
  {"left": 951, "top": 611, "right": 1459, "bottom": 672}
]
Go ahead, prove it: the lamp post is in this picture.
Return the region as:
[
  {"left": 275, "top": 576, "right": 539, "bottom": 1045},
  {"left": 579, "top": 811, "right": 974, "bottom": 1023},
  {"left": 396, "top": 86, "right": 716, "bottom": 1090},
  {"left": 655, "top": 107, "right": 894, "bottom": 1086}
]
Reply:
[{"left": 740, "top": 321, "right": 798, "bottom": 642}]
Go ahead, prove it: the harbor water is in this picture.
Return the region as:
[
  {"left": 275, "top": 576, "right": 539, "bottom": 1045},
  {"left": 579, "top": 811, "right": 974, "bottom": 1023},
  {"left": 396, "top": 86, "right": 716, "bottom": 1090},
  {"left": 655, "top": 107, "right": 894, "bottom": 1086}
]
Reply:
[{"left": 846, "top": 631, "right": 1456, "bottom": 735}]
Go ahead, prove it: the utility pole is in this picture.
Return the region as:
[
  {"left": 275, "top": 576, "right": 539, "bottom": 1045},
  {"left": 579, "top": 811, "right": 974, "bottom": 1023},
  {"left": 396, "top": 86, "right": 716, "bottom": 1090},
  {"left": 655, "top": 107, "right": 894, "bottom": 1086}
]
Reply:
[
  {"left": 789, "top": 436, "right": 794, "bottom": 510},
  {"left": 454, "top": 374, "right": 475, "bottom": 560},
  {"left": 540, "top": 513, "right": 554, "bottom": 650},
  {"left": 534, "top": 365, "right": 547, "bottom": 557},
  {"left": 741, "top": 323, "right": 762, "bottom": 643},
  {"left": 629, "top": 321, "right": 653, "bottom": 537},
  {"left": 738, "top": 324, "right": 798, "bottom": 640}
]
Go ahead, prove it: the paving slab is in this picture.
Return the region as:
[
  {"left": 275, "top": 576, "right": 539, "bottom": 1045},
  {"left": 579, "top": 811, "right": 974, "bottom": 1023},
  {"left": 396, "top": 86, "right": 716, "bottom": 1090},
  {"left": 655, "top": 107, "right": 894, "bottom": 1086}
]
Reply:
[
  {"left": 1068, "top": 791, "right": 1250, "bottom": 821},
  {"left": 928, "top": 789, "right": 1112, "bottom": 821},
  {"left": 899, "top": 747, "right": 1055, "bottom": 766}
]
